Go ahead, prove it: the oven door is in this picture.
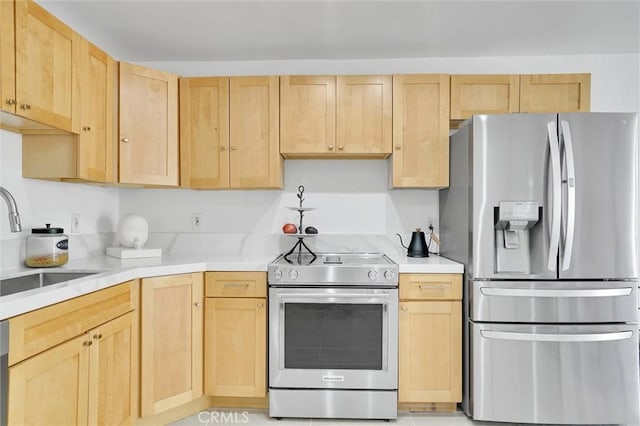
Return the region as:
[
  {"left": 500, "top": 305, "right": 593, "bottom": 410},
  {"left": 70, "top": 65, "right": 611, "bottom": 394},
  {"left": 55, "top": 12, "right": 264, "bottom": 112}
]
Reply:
[{"left": 269, "top": 287, "right": 398, "bottom": 390}]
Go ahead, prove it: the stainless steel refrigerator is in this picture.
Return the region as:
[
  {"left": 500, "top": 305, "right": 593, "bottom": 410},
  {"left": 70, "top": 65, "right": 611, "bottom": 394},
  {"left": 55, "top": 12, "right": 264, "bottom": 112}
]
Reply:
[{"left": 440, "top": 112, "right": 639, "bottom": 425}]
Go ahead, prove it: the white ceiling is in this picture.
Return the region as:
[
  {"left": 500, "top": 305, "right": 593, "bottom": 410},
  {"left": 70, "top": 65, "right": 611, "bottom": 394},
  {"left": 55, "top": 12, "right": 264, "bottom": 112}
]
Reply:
[{"left": 38, "top": 0, "right": 640, "bottom": 62}]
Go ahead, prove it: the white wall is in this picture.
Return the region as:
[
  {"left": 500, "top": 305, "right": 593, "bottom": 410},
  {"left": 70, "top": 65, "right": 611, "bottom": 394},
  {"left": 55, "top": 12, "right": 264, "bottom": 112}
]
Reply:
[{"left": 0, "top": 130, "right": 119, "bottom": 270}]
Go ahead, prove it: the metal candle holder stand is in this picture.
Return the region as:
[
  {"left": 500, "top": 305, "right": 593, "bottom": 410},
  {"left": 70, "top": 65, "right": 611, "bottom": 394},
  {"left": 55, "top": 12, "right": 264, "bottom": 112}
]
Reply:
[{"left": 283, "top": 185, "right": 317, "bottom": 264}]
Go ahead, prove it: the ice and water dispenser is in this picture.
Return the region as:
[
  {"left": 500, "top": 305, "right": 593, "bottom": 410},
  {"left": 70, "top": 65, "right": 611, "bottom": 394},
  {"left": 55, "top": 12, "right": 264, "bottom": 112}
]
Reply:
[{"left": 494, "top": 201, "right": 540, "bottom": 273}]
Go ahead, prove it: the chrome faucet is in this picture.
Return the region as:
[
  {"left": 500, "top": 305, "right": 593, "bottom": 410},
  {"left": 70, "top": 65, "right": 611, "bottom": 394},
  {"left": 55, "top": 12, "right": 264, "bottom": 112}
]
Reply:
[{"left": 0, "top": 186, "right": 22, "bottom": 232}]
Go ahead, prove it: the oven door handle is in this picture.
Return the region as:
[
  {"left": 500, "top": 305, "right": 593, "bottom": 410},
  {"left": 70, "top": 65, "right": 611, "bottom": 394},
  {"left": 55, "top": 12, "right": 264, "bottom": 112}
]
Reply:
[{"left": 276, "top": 293, "right": 390, "bottom": 298}]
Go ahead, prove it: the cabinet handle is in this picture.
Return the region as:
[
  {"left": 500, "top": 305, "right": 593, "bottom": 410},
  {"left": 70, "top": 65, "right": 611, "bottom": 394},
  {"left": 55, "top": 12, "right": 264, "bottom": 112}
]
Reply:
[
  {"left": 230, "top": 146, "right": 238, "bottom": 151},
  {"left": 328, "top": 145, "right": 334, "bottom": 151},
  {"left": 194, "top": 302, "right": 203, "bottom": 307},
  {"left": 220, "top": 146, "right": 227, "bottom": 151},
  {"left": 395, "top": 145, "right": 401, "bottom": 150},
  {"left": 92, "top": 333, "right": 102, "bottom": 340},
  {"left": 5, "top": 99, "right": 16, "bottom": 105},
  {"left": 257, "top": 303, "right": 264, "bottom": 308},
  {"left": 82, "top": 126, "right": 91, "bottom": 132},
  {"left": 20, "top": 104, "right": 31, "bottom": 110},
  {"left": 121, "top": 138, "right": 129, "bottom": 143},
  {"left": 338, "top": 146, "right": 344, "bottom": 150},
  {"left": 223, "top": 282, "right": 250, "bottom": 288},
  {"left": 400, "top": 305, "right": 408, "bottom": 312},
  {"left": 83, "top": 340, "right": 93, "bottom": 347},
  {"left": 418, "top": 284, "right": 446, "bottom": 290}
]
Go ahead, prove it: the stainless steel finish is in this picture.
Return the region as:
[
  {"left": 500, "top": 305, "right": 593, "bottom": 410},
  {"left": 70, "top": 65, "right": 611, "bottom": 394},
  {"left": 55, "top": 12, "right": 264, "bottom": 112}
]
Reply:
[
  {"left": 269, "top": 253, "right": 398, "bottom": 286},
  {"left": 558, "top": 113, "right": 638, "bottom": 279},
  {"left": 1, "top": 320, "right": 8, "bottom": 426},
  {"left": 121, "top": 137, "right": 129, "bottom": 143},
  {"left": 269, "top": 389, "right": 397, "bottom": 420},
  {"left": 269, "top": 287, "right": 398, "bottom": 390},
  {"left": 471, "top": 322, "right": 640, "bottom": 425},
  {"left": 4, "top": 99, "right": 16, "bottom": 106},
  {"left": 0, "top": 272, "right": 98, "bottom": 297},
  {"left": 441, "top": 113, "right": 640, "bottom": 425},
  {"left": 0, "top": 187, "right": 21, "bottom": 233},
  {"left": 547, "top": 120, "right": 562, "bottom": 272},
  {"left": 559, "top": 120, "right": 576, "bottom": 271},
  {"left": 472, "top": 280, "right": 637, "bottom": 323}
]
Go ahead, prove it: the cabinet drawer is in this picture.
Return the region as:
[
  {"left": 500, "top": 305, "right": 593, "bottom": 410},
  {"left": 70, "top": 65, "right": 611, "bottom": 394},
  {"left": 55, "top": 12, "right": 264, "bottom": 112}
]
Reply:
[
  {"left": 205, "top": 272, "right": 266, "bottom": 298},
  {"left": 400, "top": 274, "right": 462, "bottom": 301},
  {"left": 9, "top": 280, "right": 138, "bottom": 365}
]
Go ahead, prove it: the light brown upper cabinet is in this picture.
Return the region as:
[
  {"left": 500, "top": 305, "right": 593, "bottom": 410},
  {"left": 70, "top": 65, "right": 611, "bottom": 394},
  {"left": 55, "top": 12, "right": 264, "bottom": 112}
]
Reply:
[
  {"left": 520, "top": 73, "right": 591, "bottom": 113},
  {"left": 450, "top": 74, "right": 520, "bottom": 121},
  {"left": 180, "top": 77, "right": 230, "bottom": 189},
  {"left": 21, "top": 38, "right": 116, "bottom": 183},
  {"left": 0, "top": 0, "right": 15, "bottom": 115},
  {"left": 7, "top": 0, "right": 80, "bottom": 132},
  {"left": 392, "top": 74, "right": 450, "bottom": 188},
  {"left": 280, "top": 75, "right": 336, "bottom": 155},
  {"left": 450, "top": 73, "right": 591, "bottom": 126},
  {"left": 119, "top": 62, "right": 179, "bottom": 186},
  {"left": 280, "top": 75, "right": 392, "bottom": 157},
  {"left": 337, "top": 75, "right": 392, "bottom": 155},
  {"left": 229, "top": 76, "right": 282, "bottom": 189}
]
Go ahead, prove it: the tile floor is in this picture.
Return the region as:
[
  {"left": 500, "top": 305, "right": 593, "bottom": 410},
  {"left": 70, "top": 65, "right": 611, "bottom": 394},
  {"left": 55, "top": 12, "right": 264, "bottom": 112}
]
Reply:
[{"left": 170, "top": 408, "right": 485, "bottom": 426}]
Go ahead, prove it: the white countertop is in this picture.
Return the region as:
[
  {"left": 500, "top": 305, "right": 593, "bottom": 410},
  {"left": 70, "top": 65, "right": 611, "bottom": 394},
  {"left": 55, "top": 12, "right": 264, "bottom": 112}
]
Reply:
[{"left": 0, "top": 251, "right": 463, "bottom": 320}]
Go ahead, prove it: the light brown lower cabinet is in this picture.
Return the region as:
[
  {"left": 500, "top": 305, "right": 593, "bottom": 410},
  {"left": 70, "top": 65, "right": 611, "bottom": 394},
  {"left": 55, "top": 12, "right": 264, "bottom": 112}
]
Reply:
[
  {"left": 398, "top": 274, "right": 462, "bottom": 411},
  {"left": 140, "top": 272, "right": 204, "bottom": 417},
  {"left": 8, "top": 281, "right": 139, "bottom": 425},
  {"left": 204, "top": 272, "right": 267, "bottom": 398}
]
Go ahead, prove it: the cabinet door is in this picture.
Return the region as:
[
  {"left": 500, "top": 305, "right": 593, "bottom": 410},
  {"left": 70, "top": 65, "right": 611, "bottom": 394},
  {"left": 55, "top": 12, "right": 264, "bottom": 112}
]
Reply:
[
  {"left": 8, "top": 334, "right": 90, "bottom": 426},
  {"left": 450, "top": 74, "right": 520, "bottom": 120},
  {"left": 336, "top": 75, "right": 392, "bottom": 155},
  {"left": 0, "top": 0, "right": 15, "bottom": 113},
  {"left": 392, "top": 74, "right": 449, "bottom": 188},
  {"left": 15, "top": 0, "right": 80, "bottom": 132},
  {"left": 520, "top": 73, "right": 591, "bottom": 113},
  {"left": 280, "top": 75, "right": 336, "bottom": 155},
  {"left": 119, "top": 62, "right": 179, "bottom": 186},
  {"left": 180, "top": 77, "right": 230, "bottom": 189},
  {"left": 398, "top": 301, "right": 462, "bottom": 404},
  {"left": 77, "top": 39, "right": 114, "bottom": 182},
  {"left": 88, "top": 311, "right": 138, "bottom": 425},
  {"left": 140, "top": 273, "right": 203, "bottom": 416},
  {"left": 229, "top": 76, "right": 282, "bottom": 189},
  {"left": 204, "top": 298, "right": 266, "bottom": 397}
]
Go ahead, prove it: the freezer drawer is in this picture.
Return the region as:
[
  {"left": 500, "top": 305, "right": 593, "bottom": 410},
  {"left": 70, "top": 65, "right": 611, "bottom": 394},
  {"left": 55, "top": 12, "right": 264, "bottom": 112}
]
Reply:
[
  {"left": 470, "top": 322, "right": 640, "bottom": 425},
  {"left": 471, "top": 280, "right": 638, "bottom": 323}
]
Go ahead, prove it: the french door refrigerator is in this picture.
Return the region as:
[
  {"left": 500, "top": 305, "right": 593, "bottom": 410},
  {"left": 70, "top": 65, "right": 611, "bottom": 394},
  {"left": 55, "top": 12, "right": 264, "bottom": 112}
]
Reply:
[{"left": 439, "top": 112, "right": 639, "bottom": 425}]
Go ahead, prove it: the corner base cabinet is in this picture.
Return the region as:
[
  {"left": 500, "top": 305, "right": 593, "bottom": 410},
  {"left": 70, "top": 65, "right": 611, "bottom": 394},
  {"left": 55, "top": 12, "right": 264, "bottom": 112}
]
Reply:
[
  {"left": 140, "top": 272, "right": 203, "bottom": 417},
  {"left": 398, "top": 274, "right": 462, "bottom": 410}
]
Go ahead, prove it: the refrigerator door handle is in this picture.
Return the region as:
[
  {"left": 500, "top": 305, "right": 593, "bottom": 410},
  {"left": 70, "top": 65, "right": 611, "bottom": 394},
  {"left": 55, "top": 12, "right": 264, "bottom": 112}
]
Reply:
[
  {"left": 480, "top": 330, "right": 633, "bottom": 343},
  {"left": 560, "top": 120, "right": 577, "bottom": 271},
  {"left": 480, "top": 287, "right": 633, "bottom": 297},
  {"left": 547, "top": 121, "right": 562, "bottom": 271}
]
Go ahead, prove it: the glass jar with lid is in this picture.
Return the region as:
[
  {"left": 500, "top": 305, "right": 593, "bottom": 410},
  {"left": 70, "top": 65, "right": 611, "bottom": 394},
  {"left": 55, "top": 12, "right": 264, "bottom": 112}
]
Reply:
[{"left": 25, "top": 224, "right": 69, "bottom": 267}]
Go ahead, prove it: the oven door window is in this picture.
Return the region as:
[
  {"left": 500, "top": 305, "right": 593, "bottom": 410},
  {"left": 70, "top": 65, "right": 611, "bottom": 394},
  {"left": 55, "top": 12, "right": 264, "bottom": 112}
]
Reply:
[{"left": 284, "top": 303, "right": 383, "bottom": 370}]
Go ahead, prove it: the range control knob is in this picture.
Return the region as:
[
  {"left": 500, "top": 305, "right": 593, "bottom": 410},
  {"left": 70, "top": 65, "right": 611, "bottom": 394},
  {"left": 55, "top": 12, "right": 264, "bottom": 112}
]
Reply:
[
  {"left": 288, "top": 269, "right": 299, "bottom": 280},
  {"left": 273, "top": 269, "right": 283, "bottom": 280},
  {"left": 368, "top": 270, "right": 378, "bottom": 281},
  {"left": 384, "top": 270, "right": 396, "bottom": 281}
]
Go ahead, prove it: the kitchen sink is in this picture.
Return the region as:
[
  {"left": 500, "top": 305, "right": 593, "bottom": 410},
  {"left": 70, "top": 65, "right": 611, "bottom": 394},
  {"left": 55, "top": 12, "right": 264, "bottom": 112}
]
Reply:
[{"left": 0, "top": 271, "right": 98, "bottom": 297}]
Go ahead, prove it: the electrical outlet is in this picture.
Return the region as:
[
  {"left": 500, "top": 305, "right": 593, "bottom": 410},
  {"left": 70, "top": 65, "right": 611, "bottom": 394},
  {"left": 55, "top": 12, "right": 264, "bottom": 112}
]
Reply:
[
  {"left": 426, "top": 217, "right": 438, "bottom": 233},
  {"left": 71, "top": 213, "right": 80, "bottom": 233},
  {"left": 191, "top": 213, "right": 202, "bottom": 230}
]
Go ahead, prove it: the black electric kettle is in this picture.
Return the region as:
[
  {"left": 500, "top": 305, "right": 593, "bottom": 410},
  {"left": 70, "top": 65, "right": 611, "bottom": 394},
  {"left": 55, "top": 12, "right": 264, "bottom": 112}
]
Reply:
[{"left": 396, "top": 228, "right": 429, "bottom": 257}]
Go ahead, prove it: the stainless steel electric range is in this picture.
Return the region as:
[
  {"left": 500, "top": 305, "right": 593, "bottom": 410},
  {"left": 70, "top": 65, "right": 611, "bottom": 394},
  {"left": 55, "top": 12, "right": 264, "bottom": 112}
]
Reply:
[{"left": 268, "top": 252, "right": 399, "bottom": 420}]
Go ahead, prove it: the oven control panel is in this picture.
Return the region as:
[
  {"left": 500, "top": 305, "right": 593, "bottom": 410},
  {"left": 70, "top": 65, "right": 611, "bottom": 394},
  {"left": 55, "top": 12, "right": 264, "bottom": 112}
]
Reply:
[{"left": 268, "top": 265, "right": 399, "bottom": 286}]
